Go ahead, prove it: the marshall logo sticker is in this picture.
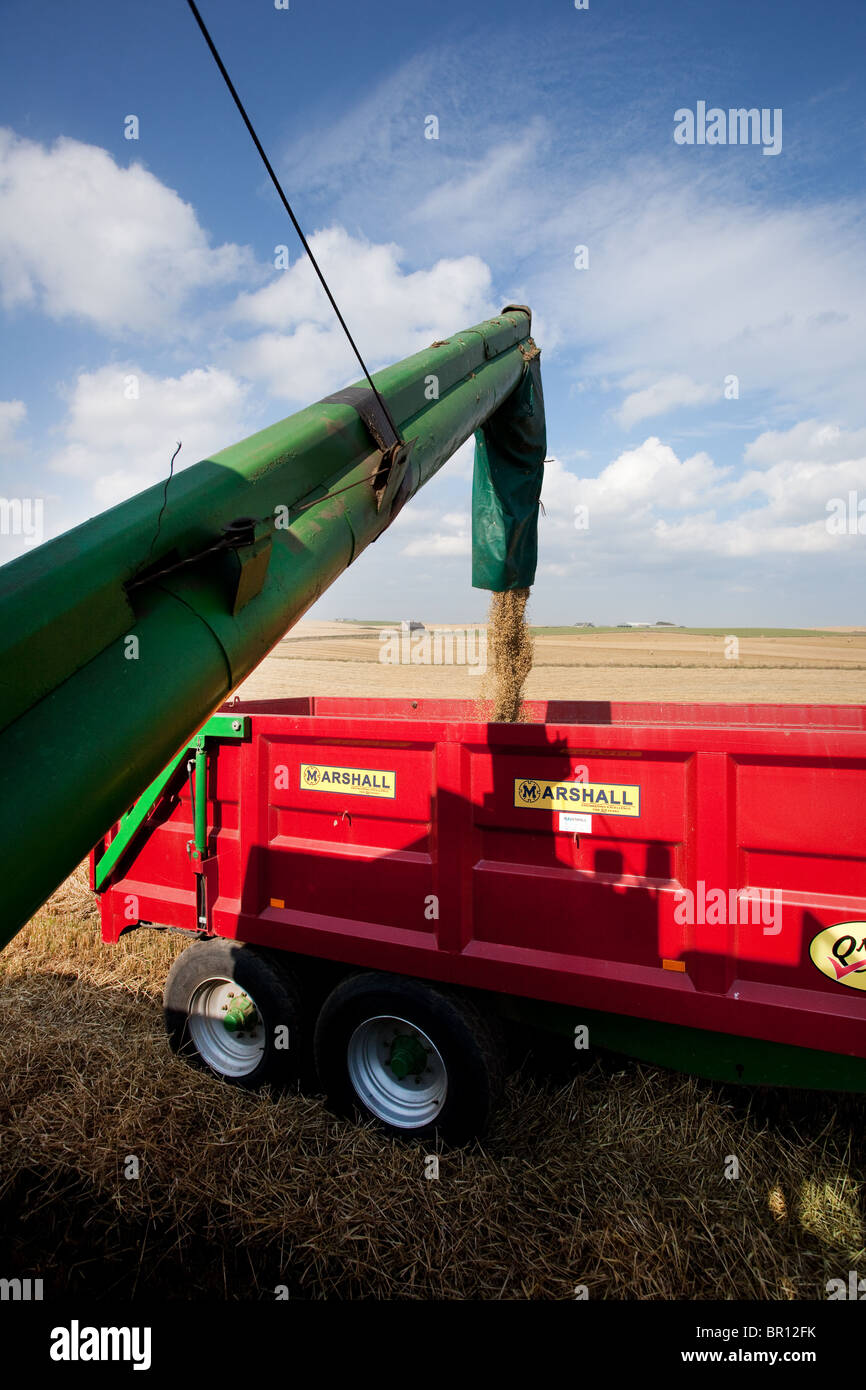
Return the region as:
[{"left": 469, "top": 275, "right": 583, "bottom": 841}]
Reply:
[
  {"left": 514, "top": 777, "right": 640, "bottom": 817},
  {"left": 299, "top": 763, "right": 396, "bottom": 799},
  {"left": 809, "top": 922, "right": 866, "bottom": 991}
]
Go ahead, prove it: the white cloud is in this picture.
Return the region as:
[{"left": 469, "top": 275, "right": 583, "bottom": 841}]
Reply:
[
  {"left": 744, "top": 419, "right": 866, "bottom": 466},
  {"left": 277, "top": 52, "right": 439, "bottom": 204},
  {"left": 652, "top": 514, "right": 836, "bottom": 558},
  {"left": 228, "top": 324, "right": 358, "bottom": 411},
  {"left": 442, "top": 437, "right": 475, "bottom": 480},
  {"left": 535, "top": 172, "right": 866, "bottom": 419},
  {"left": 401, "top": 507, "right": 471, "bottom": 558},
  {"left": 253, "top": 38, "right": 866, "bottom": 433},
  {"left": 228, "top": 227, "right": 494, "bottom": 403},
  {"left": 729, "top": 456, "right": 866, "bottom": 522},
  {"left": 48, "top": 365, "right": 251, "bottom": 511},
  {"left": 276, "top": 46, "right": 552, "bottom": 263},
  {"left": 616, "top": 374, "right": 719, "bottom": 428},
  {"left": 407, "top": 124, "right": 546, "bottom": 252},
  {"left": 0, "top": 129, "right": 252, "bottom": 335},
  {"left": 0, "top": 399, "right": 26, "bottom": 446},
  {"left": 403, "top": 532, "right": 471, "bottom": 558},
  {"left": 537, "top": 425, "right": 866, "bottom": 561},
  {"left": 559, "top": 437, "right": 730, "bottom": 520},
  {"left": 271, "top": 55, "right": 866, "bottom": 422}
]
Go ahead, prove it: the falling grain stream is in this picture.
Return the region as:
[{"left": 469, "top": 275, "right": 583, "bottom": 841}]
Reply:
[{"left": 485, "top": 588, "right": 533, "bottom": 722}]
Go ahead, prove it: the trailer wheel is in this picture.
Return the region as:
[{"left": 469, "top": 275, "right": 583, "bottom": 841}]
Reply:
[
  {"left": 164, "top": 939, "right": 304, "bottom": 1090},
  {"left": 314, "top": 973, "right": 506, "bottom": 1143}
]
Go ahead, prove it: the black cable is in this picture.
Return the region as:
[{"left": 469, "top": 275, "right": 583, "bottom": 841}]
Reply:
[
  {"left": 185, "top": 0, "right": 401, "bottom": 447},
  {"left": 128, "top": 467, "right": 384, "bottom": 591},
  {"left": 147, "top": 440, "right": 182, "bottom": 562}
]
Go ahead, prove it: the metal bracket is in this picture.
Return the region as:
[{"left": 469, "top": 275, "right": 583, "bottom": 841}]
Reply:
[
  {"left": 220, "top": 518, "right": 273, "bottom": 615},
  {"left": 323, "top": 384, "right": 401, "bottom": 453},
  {"left": 320, "top": 385, "right": 417, "bottom": 519},
  {"left": 371, "top": 438, "right": 416, "bottom": 515}
]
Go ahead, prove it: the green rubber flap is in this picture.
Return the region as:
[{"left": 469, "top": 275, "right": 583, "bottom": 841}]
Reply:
[{"left": 471, "top": 349, "right": 546, "bottom": 591}]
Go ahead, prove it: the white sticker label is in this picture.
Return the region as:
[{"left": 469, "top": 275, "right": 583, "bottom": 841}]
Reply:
[{"left": 559, "top": 812, "right": 592, "bottom": 833}]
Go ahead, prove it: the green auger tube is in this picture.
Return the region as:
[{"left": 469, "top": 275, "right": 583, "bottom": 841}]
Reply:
[{"left": 0, "top": 307, "right": 543, "bottom": 941}]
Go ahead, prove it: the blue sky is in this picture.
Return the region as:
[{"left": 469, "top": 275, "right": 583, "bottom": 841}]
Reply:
[{"left": 1, "top": 0, "right": 864, "bottom": 624}]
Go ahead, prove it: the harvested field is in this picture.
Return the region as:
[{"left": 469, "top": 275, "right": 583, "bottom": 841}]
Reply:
[
  {"left": 1, "top": 626, "right": 865, "bottom": 1300},
  {"left": 239, "top": 621, "right": 866, "bottom": 704},
  {"left": 3, "top": 868, "right": 865, "bottom": 1300}
]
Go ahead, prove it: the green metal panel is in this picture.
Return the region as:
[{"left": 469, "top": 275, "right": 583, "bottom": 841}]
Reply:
[
  {"left": 92, "top": 714, "right": 247, "bottom": 891},
  {"left": 92, "top": 746, "right": 189, "bottom": 893},
  {"left": 497, "top": 998, "right": 866, "bottom": 1094},
  {"left": 0, "top": 309, "right": 539, "bottom": 940}
]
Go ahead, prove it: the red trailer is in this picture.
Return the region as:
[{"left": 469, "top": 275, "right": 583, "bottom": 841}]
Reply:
[{"left": 93, "top": 696, "right": 866, "bottom": 1141}]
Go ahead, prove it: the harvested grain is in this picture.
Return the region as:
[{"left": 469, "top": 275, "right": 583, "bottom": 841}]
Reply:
[{"left": 483, "top": 588, "right": 533, "bottom": 722}]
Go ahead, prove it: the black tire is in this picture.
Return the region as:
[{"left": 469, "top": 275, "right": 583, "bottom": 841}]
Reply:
[
  {"left": 313, "top": 972, "right": 507, "bottom": 1143},
  {"left": 164, "top": 938, "right": 305, "bottom": 1090}
]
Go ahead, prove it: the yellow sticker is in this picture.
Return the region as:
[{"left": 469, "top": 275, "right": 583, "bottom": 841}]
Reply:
[
  {"left": 299, "top": 763, "right": 396, "bottom": 798},
  {"left": 514, "top": 777, "right": 640, "bottom": 816},
  {"left": 809, "top": 922, "right": 866, "bottom": 991}
]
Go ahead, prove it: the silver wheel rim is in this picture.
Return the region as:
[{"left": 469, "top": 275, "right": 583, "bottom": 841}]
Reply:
[
  {"left": 347, "top": 1014, "right": 447, "bottom": 1128},
  {"left": 187, "top": 977, "right": 266, "bottom": 1078}
]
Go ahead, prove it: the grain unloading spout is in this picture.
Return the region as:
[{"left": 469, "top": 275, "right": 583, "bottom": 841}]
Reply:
[
  {"left": 0, "top": 308, "right": 545, "bottom": 942},
  {"left": 471, "top": 306, "right": 546, "bottom": 593}
]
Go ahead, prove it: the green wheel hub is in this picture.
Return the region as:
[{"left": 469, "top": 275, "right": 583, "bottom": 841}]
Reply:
[
  {"left": 346, "top": 1015, "right": 448, "bottom": 1128},
  {"left": 223, "top": 992, "right": 258, "bottom": 1032},
  {"left": 388, "top": 1031, "right": 429, "bottom": 1079}
]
